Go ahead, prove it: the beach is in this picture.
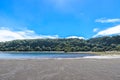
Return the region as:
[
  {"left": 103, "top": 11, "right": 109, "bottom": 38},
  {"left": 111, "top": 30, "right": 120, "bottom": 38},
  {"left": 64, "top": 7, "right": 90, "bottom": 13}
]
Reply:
[{"left": 0, "top": 58, "right": 120, "bottom": 80}]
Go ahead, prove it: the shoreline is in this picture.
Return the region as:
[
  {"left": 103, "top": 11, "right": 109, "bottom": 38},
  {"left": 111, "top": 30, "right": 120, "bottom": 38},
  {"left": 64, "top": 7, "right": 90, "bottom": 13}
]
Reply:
[
  {"left": 0, "top": 55, "right": 120, "bottom": 60},
  {"left": 0, "top": 51, "right": 120, "bottom": 59},
  {"left": 0, "top": 51, "right": 120, "bottom": 54}
]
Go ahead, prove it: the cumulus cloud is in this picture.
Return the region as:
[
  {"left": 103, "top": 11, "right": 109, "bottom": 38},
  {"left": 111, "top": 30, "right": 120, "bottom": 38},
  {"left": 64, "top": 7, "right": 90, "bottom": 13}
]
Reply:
[
  {"left": 66, "top": 36, "right": 84, "bottom": 39},
  {"left": 95, "top": 18, "right": 120, "bottom": 23},
  {"left": 0, "top": 28, "right": 59, "bottom": 42},
  {"left": 93, "top": 25, "right": 120, "bottom": 37}
]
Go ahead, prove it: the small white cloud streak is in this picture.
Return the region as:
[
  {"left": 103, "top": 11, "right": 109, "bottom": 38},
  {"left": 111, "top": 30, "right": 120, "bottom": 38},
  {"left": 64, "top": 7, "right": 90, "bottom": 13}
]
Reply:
[
  {"left": 93, "top": 28, "right": 99, "bottom": 32},
  {"left": 46, "top": 0, "right": 79, "bottom": 12},
  {"left": 95, "top": 18, "right": 120, "bottom": 23},
  {"left": 47, "top": 0, "right": 68, "bottom": 9},
  {"left": 93, "top": 25, "right": 120, "bottom": 37},
  {"left": 50, "top": 0, "right": 66, "bottom": 6},
  {"left": 66, "top": 36, "right": 84, "bottom": 39},
  {"left": 0, "top": 28, "right": 59, "bottom": 42}
]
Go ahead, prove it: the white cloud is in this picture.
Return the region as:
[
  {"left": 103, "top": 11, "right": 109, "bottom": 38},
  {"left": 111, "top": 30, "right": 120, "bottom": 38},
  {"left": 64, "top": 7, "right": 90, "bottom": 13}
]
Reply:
[
  {"left": 0, "top": 28, "right": 59, "bottom": 42},
  {"left": 95, "top": 18, "right": 120, "bottom": 23},
  {"left": 93, "top": 25, "right": 120, "bottom": 37},
  {"left": 93, "top": 28, "right": 99, "bottom": 32},
  {"left": 66, "top": 36, "right": 84, "bottom": 39}
]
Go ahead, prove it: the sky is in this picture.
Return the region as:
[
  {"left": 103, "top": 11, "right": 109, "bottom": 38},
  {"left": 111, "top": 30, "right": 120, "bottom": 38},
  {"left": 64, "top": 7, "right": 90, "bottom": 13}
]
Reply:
[{"left": 0, "top": 0, "right": 120, "bottom": 41}]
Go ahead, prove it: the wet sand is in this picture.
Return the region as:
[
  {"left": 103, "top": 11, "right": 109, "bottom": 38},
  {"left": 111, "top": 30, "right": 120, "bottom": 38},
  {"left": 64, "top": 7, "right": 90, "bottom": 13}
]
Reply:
[{"left": 0, "top": 59, "right": 120, "bottom": 80}]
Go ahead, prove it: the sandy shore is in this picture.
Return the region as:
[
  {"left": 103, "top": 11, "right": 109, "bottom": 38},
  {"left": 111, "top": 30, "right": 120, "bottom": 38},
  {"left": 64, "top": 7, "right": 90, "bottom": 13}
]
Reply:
[
  {"left": 83, "top": 55, "right": 120, "bottom": 59},
  {"left": 0, "top": 59, "right": 120, "bottom": 80}
]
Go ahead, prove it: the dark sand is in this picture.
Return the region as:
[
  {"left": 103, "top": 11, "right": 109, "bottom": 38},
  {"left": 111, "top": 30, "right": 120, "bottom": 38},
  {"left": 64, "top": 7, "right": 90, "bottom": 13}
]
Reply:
[{"left": 0, "top": 59, "right": 120, "bottom": 80}]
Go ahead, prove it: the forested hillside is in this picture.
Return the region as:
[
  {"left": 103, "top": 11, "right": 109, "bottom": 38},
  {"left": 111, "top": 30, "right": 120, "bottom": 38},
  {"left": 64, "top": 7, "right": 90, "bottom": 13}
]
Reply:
[{"left": 0, "top": 35, "right": 120, "bottom": 52}]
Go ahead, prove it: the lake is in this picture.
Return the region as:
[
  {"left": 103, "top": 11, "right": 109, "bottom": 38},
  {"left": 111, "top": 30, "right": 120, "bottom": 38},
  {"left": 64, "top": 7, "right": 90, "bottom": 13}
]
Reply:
[{"left": 0, "top": 52, "right": 96, "bottom": 59}]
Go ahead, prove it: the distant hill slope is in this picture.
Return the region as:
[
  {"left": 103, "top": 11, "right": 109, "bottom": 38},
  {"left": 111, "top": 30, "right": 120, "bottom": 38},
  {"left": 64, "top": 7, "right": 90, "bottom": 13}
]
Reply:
[{"left": 0, "top": 35, "right": 120, "bottom": 52}]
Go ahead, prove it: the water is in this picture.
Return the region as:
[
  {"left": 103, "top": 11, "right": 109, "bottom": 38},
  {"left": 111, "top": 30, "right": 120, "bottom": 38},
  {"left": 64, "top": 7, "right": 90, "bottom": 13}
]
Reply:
[{"left": 0, "top": 52, "right": 96, "bottom": 59}]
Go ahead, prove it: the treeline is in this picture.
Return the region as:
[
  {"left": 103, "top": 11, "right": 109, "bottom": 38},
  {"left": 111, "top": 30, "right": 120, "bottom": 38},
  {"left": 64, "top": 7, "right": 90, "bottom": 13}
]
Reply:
[{"left": 0, "top": 35, "right": 120, "bottom": 52}]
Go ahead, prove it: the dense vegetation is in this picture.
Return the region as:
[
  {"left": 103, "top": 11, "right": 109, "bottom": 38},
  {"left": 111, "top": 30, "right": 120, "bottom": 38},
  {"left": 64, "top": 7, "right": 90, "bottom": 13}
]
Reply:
[{"left": 0, "top": 35, "right": 120, "bottom": 52}]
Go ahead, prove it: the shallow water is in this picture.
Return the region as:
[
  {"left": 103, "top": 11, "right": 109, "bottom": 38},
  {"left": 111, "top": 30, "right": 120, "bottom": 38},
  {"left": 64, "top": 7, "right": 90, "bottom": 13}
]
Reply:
[{"left": 0, "top": 52, "right": 96, "bottom": 59}]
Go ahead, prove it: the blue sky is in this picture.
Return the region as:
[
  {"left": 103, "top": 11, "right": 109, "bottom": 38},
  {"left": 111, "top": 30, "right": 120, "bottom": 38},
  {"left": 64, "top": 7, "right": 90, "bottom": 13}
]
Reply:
[{"left": 0, "top": 0, "right": 120, "bottom": 41}]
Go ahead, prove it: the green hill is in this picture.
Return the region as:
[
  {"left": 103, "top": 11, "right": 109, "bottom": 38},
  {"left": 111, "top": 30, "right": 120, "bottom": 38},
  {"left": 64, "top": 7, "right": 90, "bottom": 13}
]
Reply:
[{"left": 0, "top": 35, "right": 120, "bottom": 52}]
